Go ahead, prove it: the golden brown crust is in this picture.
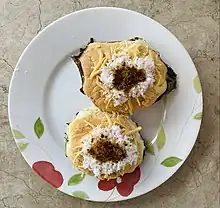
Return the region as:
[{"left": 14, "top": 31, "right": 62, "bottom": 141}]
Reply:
[
  {"left": 78, "top": 40, "right": 167, "bottom": 114},
  {"left": 66, "top": 107, "right": 145, "bottom": 180}
]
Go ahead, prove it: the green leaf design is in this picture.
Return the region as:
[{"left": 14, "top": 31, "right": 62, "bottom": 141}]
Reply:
[
  {"left": 193, "top": 76, "right": 202, "bottom": 93},
  {"left": 161, "top": 157, "right": 182, "bottom": 167},
  {"left": 144, "top": 140, "right": 154, "bottom": 155},
  {"left": 194, "top": 112, "right": 202, "bottom": 120},
  {"left": 18, "top": 143, "right": 29, "bottom": 152},
  {"left": 68, "top": 173, "right": 85, "bottom": 186},
  {"left": 72, "top": 191, "right": 89, "bottom": 199},
  {"left": 10, "top": 129, "right": 25, "bottom": 139},
  {"left": 34, "top": 117, "right": 44, "bottom": 139},
  {"left": 156, "top": 127, "right": 166, "bottom": 151}
]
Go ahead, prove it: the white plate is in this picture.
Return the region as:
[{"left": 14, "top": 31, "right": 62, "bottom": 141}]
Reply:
[{"left": 8, "top": 7, "right": 203, "bottom": 202}]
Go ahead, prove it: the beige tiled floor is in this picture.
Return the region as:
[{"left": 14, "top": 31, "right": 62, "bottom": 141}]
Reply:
[{"left": 0, "top": 0, "right": 219, "bottom": 207}]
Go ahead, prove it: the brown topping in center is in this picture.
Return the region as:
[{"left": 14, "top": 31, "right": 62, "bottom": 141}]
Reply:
[
  {"left": 112, "top": 66, "right": 146, "bottom": 92},
  {"left": 88, "top": 140, "right": 126, "bottom": 163}
]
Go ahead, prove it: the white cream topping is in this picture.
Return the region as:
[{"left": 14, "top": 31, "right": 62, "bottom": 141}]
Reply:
[
  {"left": 81, "top": 125, "right": 138, "bottom": 177},
  {"left": 100, "top": 55, "right": 155, "bottom": 106}
]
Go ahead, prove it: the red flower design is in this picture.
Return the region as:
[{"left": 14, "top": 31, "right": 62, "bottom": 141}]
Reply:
[
  {"left": 32, "top": 161, "right": 64, "bottom": 188},
  {"left": 98, "top": 166, "right": 140, "bottom": 197}
]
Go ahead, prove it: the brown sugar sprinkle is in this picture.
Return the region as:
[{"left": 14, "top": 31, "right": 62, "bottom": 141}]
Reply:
[
  {"left": 112, "top": 66, "right": 146, "bottom": 92},
  {"left": 88, "top": 140, "right": 127, "bottom": 163}
]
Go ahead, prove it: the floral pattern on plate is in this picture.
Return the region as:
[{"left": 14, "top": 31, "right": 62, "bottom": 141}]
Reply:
[{"left": 98, "top": 166, "right": 140, "bottom": 197}]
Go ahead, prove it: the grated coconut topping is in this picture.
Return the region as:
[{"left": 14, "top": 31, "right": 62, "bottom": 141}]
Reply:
[
  {"left": 81, "top": 125, "right": 138, "bottom": 177},
  {"left": 100, "top": 55, "right": 155, "bottom": 106}
]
